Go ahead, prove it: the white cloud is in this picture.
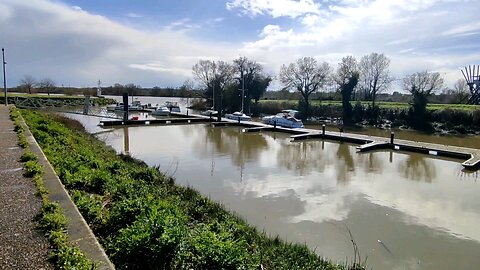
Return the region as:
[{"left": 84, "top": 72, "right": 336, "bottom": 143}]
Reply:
[
  {"left": 442, "top": 22, "right": 480, "bottom": 36},
  {"left": 125, "top": 12, "right": 143, "bottom": 18},
  {"left": 226, "top": 0, "right": 321, "bottom": 18},
  {"left": 1, "top": 0, "right": 478, "bottom": 91},
  {"left": 238, "top": 0, "right": 480, "bottom": 90},
  {"left": 1, "top": 0, "right": 236, "bottom": 87}
]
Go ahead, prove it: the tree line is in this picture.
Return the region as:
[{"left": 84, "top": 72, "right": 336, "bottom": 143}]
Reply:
[
  {"left": 191, "top": 53, "right": 462, "bottom": 130},
  {"left": 14, "top": 52, "right": 475, "bottom": 131}
]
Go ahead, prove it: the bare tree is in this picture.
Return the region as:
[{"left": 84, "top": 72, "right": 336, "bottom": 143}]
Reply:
[
  {"left": 403, "top": 71, "right": 444, "bottom": 95},
  {"left": 403, "top": 71, "right": 444, "bottom": 130},
  {"left": 279, "top": 57, "right": 331, "bottom": 119},
  {"left": 192, "top": 60, "right": 234, "bottom": 118},
  {"left": 334, "top": 55, "right": 358, "bottom": 87},
  {"left": 38, "top": 78, "right": 55, "bottom": 96},
  {"left": 232, "top": 56, "right": 271, "bottom": 112},
  {"left": 451, "top": 79, "right": 470, "bottom": 103},
  {"left": 19, "top": 75, "right": 37, "bottom": 94},
  {"left": 359, "top": 53, "right": 394, "bottom": 107}
]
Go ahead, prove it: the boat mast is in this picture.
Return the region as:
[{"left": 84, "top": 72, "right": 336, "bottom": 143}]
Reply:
[
  {"left": 212, "top": 82, "right": 215, "bottom": 110},
  {"left": 241, "top": 75, "right": 244, "bottom": 113}
]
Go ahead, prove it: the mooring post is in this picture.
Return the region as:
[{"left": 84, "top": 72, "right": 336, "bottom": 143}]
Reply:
[
  {"left": 237, "top": 117, "right": 240, "bottom": 124},
  {"left": 83, "top": 95, "right": 90, "bottom": 115},
  {"left": 390, "top": 132, "right": 394, "bottom": 144},
  {"left": 274, "top": 120, "right": 276, "bottom": 129},
  {"left": 322, "top": 124, "right": 325, "bottom": 135},
  {"left": 122, "top": 93, "right": 129, "bottom": 121},
  {"left": 2, "top": 48, "right": 7, "bottom": 106}
]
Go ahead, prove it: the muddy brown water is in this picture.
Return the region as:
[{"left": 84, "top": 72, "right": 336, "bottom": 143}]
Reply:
[{"left": 67, "top": 113, "right": 480, "bottom": 270}]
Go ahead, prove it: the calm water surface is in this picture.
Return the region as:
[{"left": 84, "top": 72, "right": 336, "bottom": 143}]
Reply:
[{"left": 68, "top": 113, "right": 480, "bottom": 270}]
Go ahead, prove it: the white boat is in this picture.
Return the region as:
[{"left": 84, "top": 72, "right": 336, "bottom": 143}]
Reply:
[
  {"left": 129, "top": 100, "right": 144, "bottom": 111},
  {"left": 262, "top": 109, "right": 304, "bottom": 128},
  {"left": 106, "top": 104, "right": 117, "bottom": 111},
  {"left": 113, "top": 101, "right": 144, "bottom": 112},
  {"left": 165, "top": 101, "right": 181, "bottom": 113},
  {"left": 226, "top": 111, "right": 251, "bottom": 121},
  {"left": 152, "top": 106, "right": 170, "bottom": 116},
  {"left": 200, "top": 109, "right": 218, "bottom": 116}
]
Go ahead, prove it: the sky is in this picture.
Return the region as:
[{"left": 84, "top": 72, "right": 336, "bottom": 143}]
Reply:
[{"left": 0, "top": 0, "right": 479, "bottom": 91}]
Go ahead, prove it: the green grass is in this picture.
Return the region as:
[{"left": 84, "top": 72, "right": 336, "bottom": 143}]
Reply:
[
  {"left": 2, "top": 93, "right": 85, "bottom": 99},
  {"left": 10, "top": 107, "right": 95, "bottom": 269},
  {"left": 21, "top": 109, "right": 360, "bottom": 270},
  {"left": 1, "top": 93, "right": 115, "bottom": 106}
]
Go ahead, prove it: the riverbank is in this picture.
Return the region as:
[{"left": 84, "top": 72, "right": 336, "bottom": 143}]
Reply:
[
  {"left": 21, "top": 109, "right": 363, "bottom": 269},
  {"left": 254, "top": 100, "right": 480, "bottom": 135}
]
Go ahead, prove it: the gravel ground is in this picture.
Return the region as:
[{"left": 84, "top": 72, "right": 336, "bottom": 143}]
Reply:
[{"left": 0, "top": 106, "right": 52, "bottom": 270}]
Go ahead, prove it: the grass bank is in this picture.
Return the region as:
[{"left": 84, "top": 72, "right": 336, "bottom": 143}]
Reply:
[
  {"left": 21, "top": 109, "right": 363, "bottom": 270},
  {"left": 1, "top": 93, "right": 115, "bottom": 106},
  {"left": 10, "top": 107, "right": 95, "bottom": 269}
]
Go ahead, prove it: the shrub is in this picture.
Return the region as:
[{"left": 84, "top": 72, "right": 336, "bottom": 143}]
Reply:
[{"left": 23, "top": 160, "right": 43, "bottom": 177}]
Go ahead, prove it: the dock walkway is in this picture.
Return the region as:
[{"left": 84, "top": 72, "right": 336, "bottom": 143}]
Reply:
[{"left": 98, "top": 112, "right": 480, "bottom": 170}]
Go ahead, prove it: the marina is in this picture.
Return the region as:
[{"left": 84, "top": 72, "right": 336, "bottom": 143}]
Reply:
[{"left": 99, "top": 111, "right": 480, "bottom": 170}]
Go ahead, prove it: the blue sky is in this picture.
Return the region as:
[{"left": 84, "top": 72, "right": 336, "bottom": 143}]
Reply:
[{"left": 1, "top": 0, "right": 479, "bottom": 90}]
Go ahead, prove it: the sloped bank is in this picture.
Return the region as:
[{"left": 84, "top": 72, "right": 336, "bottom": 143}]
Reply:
[{"left": 21, "top": 109, "right": 364, "bottom": 270}]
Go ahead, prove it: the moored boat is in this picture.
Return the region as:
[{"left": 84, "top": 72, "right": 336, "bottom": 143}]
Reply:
[
  {"left": 262, "top": 109, "right": 304, "bottom": 128},
  {"left": 200, "top": 109, "right": 218, "bottom": 116},
  {"left": 152, "top": 106, "right": 170, "bottom": 116},
  {"left": 226, "top": 111, "right": 251, "bottom": 121},
  {"left": 165, "top": 101, "right": 181, "bottom": 113}
]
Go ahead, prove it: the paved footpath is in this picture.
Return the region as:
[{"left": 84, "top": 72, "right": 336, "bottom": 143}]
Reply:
[{"left": 0, "top": 105, "right": 52, "bottom": 270}]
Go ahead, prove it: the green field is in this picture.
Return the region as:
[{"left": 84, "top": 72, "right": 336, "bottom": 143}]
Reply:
[{"left": 259, "top": 99, "right": 480, "bottom": 111}]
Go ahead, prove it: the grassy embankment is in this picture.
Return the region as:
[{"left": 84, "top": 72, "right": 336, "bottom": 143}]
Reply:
[
  {"left": 1, "top": 93, "right": 115, "bottom": 106},
  {"left": 21, "top": 109, "right": 363, "bottom": 270},
  {"left": 10, "top": 107, "right": 95, "bottom": 269}
]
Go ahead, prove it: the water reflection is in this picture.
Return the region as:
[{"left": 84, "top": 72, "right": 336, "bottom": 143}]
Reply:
[
  {"left": 123, "top": 127, "right": 130, "bottom": 154},
  {"left": 399, "top": 154, "right": 436, "bottom": 182}
]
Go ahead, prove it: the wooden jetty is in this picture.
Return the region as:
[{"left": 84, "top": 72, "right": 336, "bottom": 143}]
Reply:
[
  {"left": 99, "top": 112, "right": 480, "bottom": 170},
  {"left": 100, "top": 117, "right": 215, "bottom": 127},
  {"left": 291, "top": 130, "right": 480, "bottom": 170}
]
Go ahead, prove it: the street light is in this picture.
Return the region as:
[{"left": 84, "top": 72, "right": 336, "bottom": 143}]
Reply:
[{"left": 2, "top": 48, "right": 6, "bottom": 106}]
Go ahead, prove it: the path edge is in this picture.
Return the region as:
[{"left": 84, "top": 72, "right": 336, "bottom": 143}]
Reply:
[{"left": 18, "top": 108, "right": 115, "bottom": 270}]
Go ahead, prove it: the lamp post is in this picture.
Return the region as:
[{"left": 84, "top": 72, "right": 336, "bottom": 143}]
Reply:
[{"left": 2, "top": 48, "right": 6, "bottom": 106}]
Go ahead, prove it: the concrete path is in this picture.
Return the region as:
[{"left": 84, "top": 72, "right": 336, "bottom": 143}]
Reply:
[{"left": 0, "top": 105, "right": 53, "bottom": 269}]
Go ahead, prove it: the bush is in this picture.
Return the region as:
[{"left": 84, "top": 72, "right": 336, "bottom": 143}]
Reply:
[
  {"left": 109, "top": 201, "right": 188, "bottom": 269},
  {"left": 23, "top": 160, "right": 43, "bottom": 177},
  {"left": 20, "top": 150, "right": 38, "bottom": 162}
]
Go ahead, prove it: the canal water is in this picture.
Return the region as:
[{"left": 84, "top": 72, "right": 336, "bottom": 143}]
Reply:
[{"left": 66, "top": 110, "right": 480, "bottom": 270}]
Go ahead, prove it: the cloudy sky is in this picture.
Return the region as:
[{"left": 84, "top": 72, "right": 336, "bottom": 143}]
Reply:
[{"left": 1, "top": 0, "right": 479, "bottom": 90}]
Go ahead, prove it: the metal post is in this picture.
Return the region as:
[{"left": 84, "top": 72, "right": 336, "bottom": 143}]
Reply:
[
  {"left": 122, "top": 93, "right": 129, "bottom": 121},
  {"left": 322, "top": 124, "right": 325, "bottom": 135},
  {"left": 217, "top": 90, "right": 222, "bottom": 122},
  {"left": 390, "top": 132, "right": 394, "bottom": 144},
  {"left": 2, "top": 48, "right": 7, "bottom": 106}
]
